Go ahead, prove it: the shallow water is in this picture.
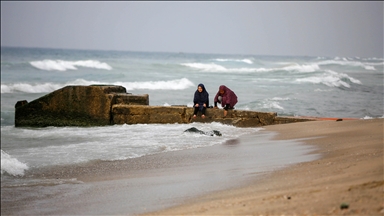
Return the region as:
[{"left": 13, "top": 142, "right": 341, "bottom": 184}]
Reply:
[{"left": 1, "top": 130, "right": 319, "bottom": 215}]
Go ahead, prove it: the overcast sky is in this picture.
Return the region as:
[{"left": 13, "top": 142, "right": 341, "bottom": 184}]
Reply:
[{"left": 1, "top": 1, "right": 383, "bottom": 57}]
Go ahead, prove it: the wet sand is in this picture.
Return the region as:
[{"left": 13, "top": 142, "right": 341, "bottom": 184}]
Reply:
[
  {"left": 147, "top": 118, "right": 383, "bottom": 215},
  {"left": 1, "top": 119, "right": 382, "bottom": 215}
]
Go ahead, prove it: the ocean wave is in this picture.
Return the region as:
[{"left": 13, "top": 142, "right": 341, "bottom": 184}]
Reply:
[
  {"left": 314, "top": 88, "right": 334, "bottom": 92},
  {"left": 181, "top": 62, "right": 319, "bottom": 73},
  {"left": 318, "top": 59, "right": 379, "bottom": 70},
  {"left": 115, "top": 78, "right": 195, "bottom": 91},
  {"left": 1, "top": 82, "right": 63, "bottom": 93},
  {"left": 184, "top": 58, "right": 382, "bottom": 74},
  {"left": 281, "top": 63, "right": 320, "bottom": 73},
  {"left": 181, "top": 63, "right": 228, "bottom": 72},
  {"left": 261, "top": 100, "right": 284, "bottom": 110},
  {"left": 271, "top": 97, "right": 291, "bottom": 101},
  {"left": 361, "top": 115, "right": 384, "bottom": 119},
  {"left": 1, "top": 150, "right": 29, "bottom": 176},
  {"left": 214, "top": 58, "right": 253, "bottom": 64},
  {"left": 1, "top": 78, "right": 194, "bottom": 93},
  {"left": 30, "top": 59, "right": 112, "bottom": 71},
  {"left": 296, "top": 70, "right": 362, "bottom": 88}
]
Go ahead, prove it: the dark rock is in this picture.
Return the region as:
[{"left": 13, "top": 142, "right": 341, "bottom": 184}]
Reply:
[
  {"left": 340, "top": 203, "right": 349, "bottom": 209},
  {"left": 184, "top": 127, "right": 222, "bottom": 136},
  {"left": 210, "top": 130, "right": 222, "bottom": 136}
]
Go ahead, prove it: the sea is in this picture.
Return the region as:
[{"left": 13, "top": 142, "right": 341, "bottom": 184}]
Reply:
[{"left": 1, "top": 47, "right": 383, "bottom": 200}]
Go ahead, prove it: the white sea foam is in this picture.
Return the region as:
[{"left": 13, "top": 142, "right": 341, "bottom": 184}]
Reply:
[
  {"left": 1, "top": 123, "right": 260, "bottom": 168},
  {"left": 362, "top": 57, "right": 384, "bottom": 61},
  {"left": 30, "top": 59, "right": 112, "bottom": 71},
  {"left": 115, "top": 78, "right": 194, "bottom": 91},
  {"left": 282, "top": 63, "right": 320, "bottom": 73},
  {"left": 1, "top": 150, "right": 29, "bottom": 176},
  {"left": 1, "top": 78, "right": 194, "bottom": 93},
  {"left": 318, "top": 59, "right": 378, "bottom": 70},
  {"left": 181, "top": 62, "right": 262, "bottom": 73},
  {"left": 314, "top": 88, "right": 333, "bottom": 92},
  {"left": 262, "top": 100, "right": 284, "bottom": 110},
  {"left": 215, "top": 58, "right": 253, "bottom": 64},
  {"left": 361, "top": 116, "right": 374, "bottom": 119},
  {"left": 181, "top": 63, "right": 228, "bottom": 72},
  {"left": 362, "top": 115, "right": 384, "bottom": 119},
  {"left": 271, "top": 97, "right": 291, "bottom": 101},
  {"left": 1, "top": 82, "right": 63, "bottom": 93},
  {"left": 296, "top": 70, "right": 362, "bottom": 88},
  {"left": 181, "top": 62, "right": 320, "bottom": 73}
]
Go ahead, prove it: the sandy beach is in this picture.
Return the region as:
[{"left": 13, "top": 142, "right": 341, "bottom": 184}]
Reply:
[
  {"left": 146, "top": 118, "right": 383, "bottom": 215},
  {"left": 1, "top": 118, "right": 382, "bottom": 215}
]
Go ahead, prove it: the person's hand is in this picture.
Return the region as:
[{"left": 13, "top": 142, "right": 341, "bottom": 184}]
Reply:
[
  {"left": 195, "top": 104, "right": 199, "bottom": 107},
  {"left": 223, "top": 110, "right": 228, "bottom": 117},
  {"left": 203, "top": 103, "right": 206, "bottom": 107}
]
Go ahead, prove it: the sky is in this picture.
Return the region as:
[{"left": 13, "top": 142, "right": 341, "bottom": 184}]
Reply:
[{"left": 1, "top": 1, "right": 383, "bottom": 58}]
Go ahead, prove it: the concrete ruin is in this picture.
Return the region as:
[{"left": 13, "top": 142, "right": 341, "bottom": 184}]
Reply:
[{"left": 15, "top": 85, "right": 313, "bottom": 127}]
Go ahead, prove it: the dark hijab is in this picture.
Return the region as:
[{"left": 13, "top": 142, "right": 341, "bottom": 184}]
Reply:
[{"left": 193, "top": 83, "right": 209, "bottom": 110}]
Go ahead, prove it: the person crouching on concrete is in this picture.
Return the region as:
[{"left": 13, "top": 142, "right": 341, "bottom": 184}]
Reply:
[
  {"left": 193, "top": 83, "right": 209, "bottom": 119},
  {"left": 213, "top": 85, "right": 238, "bottom": 117}
]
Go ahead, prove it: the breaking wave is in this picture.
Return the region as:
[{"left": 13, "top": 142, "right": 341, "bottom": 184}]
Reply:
[
  {"left": 115, "top": 78, "right": 194, "bottom": 91},
  {"left": 181, "top": 62, "right": 320, "bottom": 73},
  {"left": 30, "top": 59, "right": 112, "bottom": 71},
  {"left": 317, "top": 59, "right": 379, "bottom": 70},
  {"left": 1, "top": 150, "right": 29, "bottom": 176},
  {"left": 214, "top": 58, "right": 253, "bottom": 64},
  {"left": 1, "top": 78, "right": 194, "bottom": 93},
  {"left": 182, "top": 57, "right": 382, "bottom": 73},
  {"left": 296, "top": 70, "right": 362, "bottom": 88}
]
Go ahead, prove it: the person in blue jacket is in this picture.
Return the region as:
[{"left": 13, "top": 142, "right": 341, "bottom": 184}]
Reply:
[{"left": 193, "top": 83, "right": 209, "bottom": 119}]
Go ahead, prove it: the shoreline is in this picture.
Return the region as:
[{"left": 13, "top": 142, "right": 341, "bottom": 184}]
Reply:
[
  {"left": 1, "top": 119, "right": 382, "bottom": 215},
  {"left": 145, "top": 118, "right": 383, "bottom": 215},
  {"left": 1, "top": 122, "right": 318, "bottom": 215}
]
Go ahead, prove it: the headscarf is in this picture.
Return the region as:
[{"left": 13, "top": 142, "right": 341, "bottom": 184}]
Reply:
[
  {"left": 193, "top": 83, "right": 209, "bottom": 111},
  {"left": 214, "top": 85, "right": 238, "bottom": 108}
]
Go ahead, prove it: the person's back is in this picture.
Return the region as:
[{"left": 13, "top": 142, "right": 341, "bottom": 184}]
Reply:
[{"left": 213, "top": 85, "right": 237, "bottom": 117}]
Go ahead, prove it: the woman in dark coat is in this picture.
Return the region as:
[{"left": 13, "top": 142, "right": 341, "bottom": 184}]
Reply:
[
  {"left": 193, "top": 83, "right": 209, "bottom": 119},
  {"left": 213, "top": 85, "right": 238, "bottom": 117}
]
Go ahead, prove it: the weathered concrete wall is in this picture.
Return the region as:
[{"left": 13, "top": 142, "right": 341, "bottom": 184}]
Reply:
[
  {"left": 112, "top": 104, "right": 280, "bottom": 127},
  {"left": 15, "top": 85, "right": 314, "bottom": 127},
  {"left": 112, "top": 105, "right": 189, "bottom": 124},
  {"left": 15, "top": 85, "right": 148, "bottom": 127},
  {"left": 113, "top": 93, "right": 149, "bottom": 105}
]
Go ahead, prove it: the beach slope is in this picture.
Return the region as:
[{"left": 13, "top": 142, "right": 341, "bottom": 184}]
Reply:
[{"left": 147, "top": 119, "right": 383, "bottom": 215}]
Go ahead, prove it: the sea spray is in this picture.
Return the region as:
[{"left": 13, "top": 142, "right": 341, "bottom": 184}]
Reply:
[
  {"left": 30, "top": 59, "right": 112, "bottom": 71},
  {"left": 1, "top": 150, "right": 29, "bottom": 176}
]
